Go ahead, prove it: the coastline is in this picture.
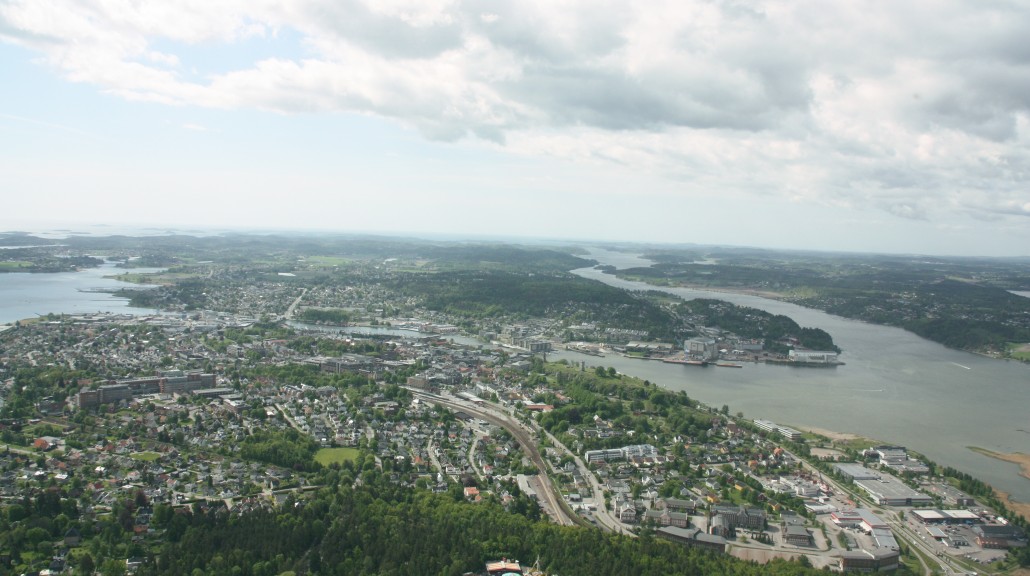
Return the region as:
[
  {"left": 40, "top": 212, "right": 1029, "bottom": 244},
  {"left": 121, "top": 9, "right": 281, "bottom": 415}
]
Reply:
[
  {"left": 612, "top": 273, "right": 787, "bottom": 300},
  {"left": 791, "top": 424, "right": 862, "bottom": 443},
  {"left": 969, "top": 447, "right": 1030, "bottom": 518},
  {"left": 792, "top": 431, "right": 1030, "bottom": 521}
]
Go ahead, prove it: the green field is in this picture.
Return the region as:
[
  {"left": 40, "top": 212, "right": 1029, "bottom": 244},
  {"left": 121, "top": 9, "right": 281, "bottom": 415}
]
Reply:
[
  {"left": 305, "top": 255, "right": 353, "bottom": 267},
  {"left": 315, "top": 447, "right": 360, "bottom": 466},
  {"left": 0, "top": 261, "right": 32, "bottom": 269},
  {"left": 130, "top": 451, "right": 162, "bottom": 462},
  {"left": 1007, "top": 342, "right": 1030, "bottom": 361}
]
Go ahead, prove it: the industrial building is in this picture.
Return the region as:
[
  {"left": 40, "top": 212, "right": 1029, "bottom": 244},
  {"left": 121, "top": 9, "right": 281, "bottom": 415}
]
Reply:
[
  {"left": 852, "top": 475, "right": 933, "bottom": 506},
  {"left": 685, "top": 337, "right": 718, "bottom": 361},
  {"left": 788, "top": 349, "right": 839, "bottom": 364}
]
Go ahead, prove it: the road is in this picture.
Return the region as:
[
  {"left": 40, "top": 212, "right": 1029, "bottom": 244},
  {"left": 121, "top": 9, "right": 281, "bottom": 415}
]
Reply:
[
  {"left": 284, "top": 288, "right": 307, "bottom": 320},
  {"left": 540, "top": 429, "right": 629, "bottom": 534},
  {"left": 781, "top": 443, "right": 970, "bottom": 575},
  {"left": 411, "top": 391, "right": 579, "bottom": 527}
]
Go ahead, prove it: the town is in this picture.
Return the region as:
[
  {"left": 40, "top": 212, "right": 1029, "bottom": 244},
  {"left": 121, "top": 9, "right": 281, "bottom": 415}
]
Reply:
[
  {"left": 0, "top": 237, "right": 1027, "bottom": 575},
  {"left": 1, "top": 306, "right": 1025, "bottom": 574}
]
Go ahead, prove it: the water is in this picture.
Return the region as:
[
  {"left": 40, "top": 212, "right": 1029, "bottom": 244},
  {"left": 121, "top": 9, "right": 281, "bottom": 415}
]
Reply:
[
  {"left": 0, "top": 262, "right": 163, "bottom": 324},
  {"left": 3, "top": 250, "right": 1028, "bottom": 503},
  {"left": 570, "top": 249, "right": 1030, "bottom": 503}
]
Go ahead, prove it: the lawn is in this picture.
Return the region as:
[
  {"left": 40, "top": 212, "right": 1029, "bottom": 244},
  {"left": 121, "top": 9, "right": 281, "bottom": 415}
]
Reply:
[
  {"left": 1007, "top": 342, "right": 1030, "bottom": 361},
  {"left": 315, "top": 447, "right": 360, "bottom": 466},
  {"left": 130, "top": 451, "right": 162, "bottom": 462}
]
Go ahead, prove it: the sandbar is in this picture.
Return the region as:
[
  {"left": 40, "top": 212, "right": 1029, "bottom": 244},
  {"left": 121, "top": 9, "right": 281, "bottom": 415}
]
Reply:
[{"left": 968, "top": 447, "right": 1030, "bottom": 519}]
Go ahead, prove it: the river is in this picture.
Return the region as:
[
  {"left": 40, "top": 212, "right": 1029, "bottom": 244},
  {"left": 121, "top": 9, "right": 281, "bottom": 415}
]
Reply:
[
  {"left": 0, "top": 262, "right": 163, "bottom": 324},
  {"left": 559, "top": 249, "right": 1030, "bottom": 504}
]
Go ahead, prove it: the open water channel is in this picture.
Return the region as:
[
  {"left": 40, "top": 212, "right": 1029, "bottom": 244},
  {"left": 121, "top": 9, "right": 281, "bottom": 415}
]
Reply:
[{"left": 553, "top": 249, "right": 1030, "bottom": 504}]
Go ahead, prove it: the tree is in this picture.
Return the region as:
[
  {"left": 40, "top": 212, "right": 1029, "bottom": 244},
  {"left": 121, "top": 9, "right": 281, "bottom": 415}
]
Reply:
[{"left": 78, "top": 553, "right": 95, "bottom": 574}]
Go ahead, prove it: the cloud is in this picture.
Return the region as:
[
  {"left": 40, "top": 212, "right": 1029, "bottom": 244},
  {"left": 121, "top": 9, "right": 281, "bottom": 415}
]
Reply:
[{"left": 1, "top": 0, "right": 1028, "bottom": 226}]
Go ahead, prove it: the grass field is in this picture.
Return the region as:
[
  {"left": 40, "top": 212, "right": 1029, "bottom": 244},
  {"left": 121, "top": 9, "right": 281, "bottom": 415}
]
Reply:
[
  {"left": 315, "top": 447, "right": 360, "bottom": 466},
  {"left": 0, "top": 261, "right": 32, "bottom": 269},
  {"left": 305, "top": 256, "right": 353, "bottom": 267},
  {"left": 1008, "top": 342, "right": 1030, "bottom": 361},
  {"left": 130, "top": 451, "right": 162, "bottom": 462}
]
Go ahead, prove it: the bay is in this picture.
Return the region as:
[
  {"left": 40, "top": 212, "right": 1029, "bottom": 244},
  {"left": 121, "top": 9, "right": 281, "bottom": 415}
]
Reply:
[{"left": 0, "top": 262, "right": 163, "bottom": 324}]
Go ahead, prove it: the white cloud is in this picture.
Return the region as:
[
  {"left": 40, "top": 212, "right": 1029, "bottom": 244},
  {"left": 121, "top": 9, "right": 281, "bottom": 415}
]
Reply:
[{"left": 1, "top": 0, "right": 1028, "bottom": 227}]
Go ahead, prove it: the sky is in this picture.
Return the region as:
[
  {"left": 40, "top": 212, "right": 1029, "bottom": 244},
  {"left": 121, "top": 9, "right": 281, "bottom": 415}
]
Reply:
[{"left": 1, "top": 1, "right": 1029, "bottom": 257}]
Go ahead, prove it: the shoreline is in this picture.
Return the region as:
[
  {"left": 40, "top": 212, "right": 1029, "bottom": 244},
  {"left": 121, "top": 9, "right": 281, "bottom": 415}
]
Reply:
[
  {"left": 968, "top": 447, "right": 1030, "bottom": 518},
  {"left": 610, "top": 271, "right": 1027, "bottom": 360},
  {"left": 612, "top": 273, "right": 788, "bottom": 300},
  {"left": 791, "top": 424, "right": 863, "bottom": 443}
]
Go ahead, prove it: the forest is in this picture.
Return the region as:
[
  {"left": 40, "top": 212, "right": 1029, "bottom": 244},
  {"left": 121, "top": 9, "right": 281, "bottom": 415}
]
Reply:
[
  {"left": 615, "top": 247, "right": 1030, "bottom": 357},
  {"left": 676, "top": 299, "right": 838, "bottom": 353},
  {"left": 134, "top": 467, "right": 824, "bottom": 576},
  {"left": 388, "top": 271, "right": 684, "bottom": 341}
]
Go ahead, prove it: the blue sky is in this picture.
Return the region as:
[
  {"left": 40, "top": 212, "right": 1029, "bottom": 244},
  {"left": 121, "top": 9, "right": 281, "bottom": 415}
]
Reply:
[{"left": 2, "top": 1, "right": 1029, "bottom": 256}]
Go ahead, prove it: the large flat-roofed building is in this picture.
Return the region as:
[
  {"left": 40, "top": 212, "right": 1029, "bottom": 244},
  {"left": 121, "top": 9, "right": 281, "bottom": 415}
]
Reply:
[
  {"left": 911, "top": 509, "right": 981, "bottom": 525},
  {"left": 98, "top": 383, "right": 132, "bottom": 404},
  {"left": 911, "top": 509, "right": 948, "bottom": 524},
  {"left": 511, "top": 338, "right": 552, "bottom": 353},
  {"left": 76, "top": 388, "right": 100, "bottom": 409},
  {"left": 585, "top": 444, "right": 657, "bottom": 464},
  {"left": 941, "top": 510, "right": 979, "bottom": 523},
  {"left": 753, "top": 419, "right": 803, "bottom": 441},
  {"left": 839, "top": 548, "right": 900, "bottom": 572},
  {"left": 925, "top": 484, "right": 976, "bottom": 507},
  {"left": 686, "top": 338, "right": 718, "bottom": 360},
  {"left": 831, "top": 509, "right": 888, "bottom": 533},
  {"left": 853, "top": 475, "right": 932, "bottom": 506},
  {"left": 160, "top": 371, "right": 216, "bottom": 394},
  {"left": 754, "top": 419, "right": 778, "bottom": 433},
  {"left": 835, "top": 463, "right": 880, "bottom": 481},
  {"left": 712, "top": 504, "right": 767, "bottom": 530},
  {"left": 776, "top": 425, "right": 802, "bottom": 441},
  {"left": 973, "top": 524, "right": 1027, "bottom": 549},
  {"left": 782, "top": 524, "right": 814, "bottom": 546},
  {"left": 78, "top": 371, "right": 216, "bottom": 408},
  {"left": 657, "top": 526, "right": 727, "bottom": 553}
]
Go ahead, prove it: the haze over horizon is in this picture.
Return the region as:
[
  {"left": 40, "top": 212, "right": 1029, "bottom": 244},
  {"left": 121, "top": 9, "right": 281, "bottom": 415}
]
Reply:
[{"left": 2, "top": 1, "right": 1029, "bottom": 257}]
